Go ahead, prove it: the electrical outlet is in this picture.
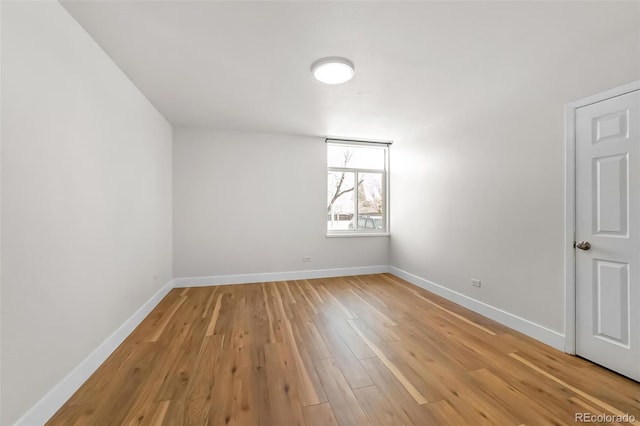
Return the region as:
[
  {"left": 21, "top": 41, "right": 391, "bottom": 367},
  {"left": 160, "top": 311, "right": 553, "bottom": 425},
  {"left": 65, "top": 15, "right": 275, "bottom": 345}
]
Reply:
[
  {"left": 471, "top": 279, "right": 481, "bottom": 288},
  {"left": 303, "top": 256, "right": 312, "bottom": 262}
]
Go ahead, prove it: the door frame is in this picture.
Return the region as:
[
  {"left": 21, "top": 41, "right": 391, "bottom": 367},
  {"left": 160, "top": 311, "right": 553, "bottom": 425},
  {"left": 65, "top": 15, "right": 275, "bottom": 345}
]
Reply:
[{"left": 564, "top": 80, "right": 640, "bottom": 354}]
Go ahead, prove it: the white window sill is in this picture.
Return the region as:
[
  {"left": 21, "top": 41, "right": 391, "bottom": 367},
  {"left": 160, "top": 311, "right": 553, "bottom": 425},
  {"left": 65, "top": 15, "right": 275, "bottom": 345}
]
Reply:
[{"left": 326, "top": 233, "right": 390, "bottom": 238}]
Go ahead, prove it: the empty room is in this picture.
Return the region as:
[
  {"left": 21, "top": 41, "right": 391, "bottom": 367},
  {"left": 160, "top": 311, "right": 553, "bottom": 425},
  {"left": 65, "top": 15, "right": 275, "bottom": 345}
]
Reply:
[{"left": 2, "top": 0, "right": 640, "bottom": 425}]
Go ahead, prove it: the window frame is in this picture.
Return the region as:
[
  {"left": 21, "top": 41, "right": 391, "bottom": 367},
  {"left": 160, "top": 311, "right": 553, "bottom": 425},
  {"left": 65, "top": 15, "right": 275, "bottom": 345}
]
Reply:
[{"left": 326, "top": 139, "right": 390, "bottom": 237}]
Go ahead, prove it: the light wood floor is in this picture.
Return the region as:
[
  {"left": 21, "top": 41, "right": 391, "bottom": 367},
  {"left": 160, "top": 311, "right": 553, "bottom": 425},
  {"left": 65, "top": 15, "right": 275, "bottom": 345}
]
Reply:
[{"left": 49, "top": 274, "right": 640, "bottom": 425}]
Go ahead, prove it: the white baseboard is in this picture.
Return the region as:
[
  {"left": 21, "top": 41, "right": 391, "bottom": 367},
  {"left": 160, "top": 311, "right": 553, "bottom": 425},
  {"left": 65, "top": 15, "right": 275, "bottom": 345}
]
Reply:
[
  {"left": 175, "top": 265, "right": 565, "bottom": 350},
  {"left": 388, "top": 267, "right": 566, "bottom": 351},
  {"left": 15, "top": 265, "right": 566, "bottom": 425},
  {"left": 172, "top": 265, "right": 391, "bottom": 288},
  {"left": 15, "top": 281, "right": 173, "bottom": 426}
]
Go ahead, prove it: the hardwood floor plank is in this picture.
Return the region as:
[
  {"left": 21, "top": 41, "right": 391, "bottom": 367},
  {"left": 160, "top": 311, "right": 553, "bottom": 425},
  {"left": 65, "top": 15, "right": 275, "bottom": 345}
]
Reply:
[
  {"left": 353, "top": 385, "right": 403, "bottom": 426},
  {"left": 119, "top": 330, "right": 193, "bottom": 422},
  {"left": 263, "top": 342, "right": 306, "bottom": 426},
  {"left": 205, "top": 293, "right": 223, "bottom": 337},
  {"left": 509, "top": 352, "right": 640, "bottom": 425},
  {"left": 48, "top": 275, "right": 640, "bottom": 425},
  {"left": 289, "top": 302, "right": 333, "bottom": 361},
  {"left": 318, "top": 281, "right": 358, "bottom": 319},
  {"left": 281, "top": 281, "right": 297, "bottom": 304},
  {"left": 208, "top": 289, "right": 255, "bottom": 426},
  {"left": 155, "top": 318, "right": 207, "bottom": 401},
  {"left": 348, "top": 288, "right": 397, "bottom": 326},
  {"left": 358, "top": 357, "right": 432, "bottom": 425},
  {"left": 292, "top": 279, "right": 320, "bottom": 314},
  {"left": 314, "top": 358, "right": 371, "bottom": 426},
  {"left": 147, "top": 295, "right": 187, "bottom": 342},
  {"left": 406, "top": 287, "right": 495, "bottom": 336},
  {"left": 182, "top": 334, "right": 224, "bottom": 425},
  {"left": 568, "top": 396, "right": 628, "bottom": 426},
  {"left": 348, "top": 319, "right": 429, "bottom": 405},
  {"left": 263, "top": 282, "right": 286, "bottom": 343},
  {"left": 271, "top": 284, "right": 327, "bottom": 406},
  {"left": 319, "top": 309, "right": 375, "bottom": 359},
  {"left": 312, "top": 311, "right": 374, "bottom": 389},
  {"left": 243, "top": 285, "right": 273, "bottom": 426},
  {"left": 340, "top": 302, "right": 400, "bottom": 344},
  {"left": 468, "top": 368, "right": 557, "bottom": 425},
  {"left": 379, "top": 274, "right": 508, "bottom": 334},
  {"left": 392, "top": 313, "right": 487, "bottom": 372},
  {"left": 127, "top": 289, "right": 183, "bottom": 342},
  {"left": 208, "top": 291, "right": 235, "bottom": 343},
  {"left": 89, "top": 343, "right": 162, "bottom": 424},
  {"left": 260, "top": 283, "right": 277, "bottom": 344},
  {"left": 302, "top": 403, "right": 339, "bottom": 426},
  {"left": 201, "top": 287, "right": 218, "bottom": 319},
  {"left": 510, "top": 344, "right": 640, "bottom": 415},
  {"left": 46, "top": 404, "right": 94, "bottom": 426},
  {"left": 349, "top": 276, "right": 390, "bottom": 309},
  {"left": 145, "top": 400, "right": 170, "bottom": 426},
  {"left": 301, "top": 279, "right": 325, "bottom": 305},
  {"left": 484, "top": 359, "right": 587, "bottom": 424},
  {"left": 423, "top": 400, "right": 469, "bottom": 426}
]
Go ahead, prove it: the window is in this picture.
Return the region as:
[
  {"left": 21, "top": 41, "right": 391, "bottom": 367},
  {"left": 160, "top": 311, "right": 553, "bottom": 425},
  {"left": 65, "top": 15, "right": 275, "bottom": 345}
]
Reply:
[{"left": 326, "top": 139, "right": 389, "bottom": 235}]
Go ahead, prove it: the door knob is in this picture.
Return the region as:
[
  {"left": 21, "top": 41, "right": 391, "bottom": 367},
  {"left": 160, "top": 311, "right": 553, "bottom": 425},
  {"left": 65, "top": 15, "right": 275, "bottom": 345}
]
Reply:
[{"left": 575, "top": 241, "right": 591, "bottom": 250}]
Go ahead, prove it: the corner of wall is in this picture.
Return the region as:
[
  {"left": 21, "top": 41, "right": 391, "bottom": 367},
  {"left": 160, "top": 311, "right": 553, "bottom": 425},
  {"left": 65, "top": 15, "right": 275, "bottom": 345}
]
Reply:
[
  {"left": 388, "top": 266, "right": 565, "bottom": 351},
  {"left": 14, "top": 280, "right": 173, "bottom": 426}
]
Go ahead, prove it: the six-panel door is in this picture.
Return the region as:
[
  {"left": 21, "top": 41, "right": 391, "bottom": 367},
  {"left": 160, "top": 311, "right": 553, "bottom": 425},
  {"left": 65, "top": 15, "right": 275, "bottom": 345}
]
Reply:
[{"left": 575, "top": 90, "right": 640, "bottom": 381}]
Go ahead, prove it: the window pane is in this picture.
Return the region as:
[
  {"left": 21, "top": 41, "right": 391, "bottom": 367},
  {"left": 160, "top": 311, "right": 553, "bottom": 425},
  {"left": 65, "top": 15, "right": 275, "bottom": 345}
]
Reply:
[
  {"left": 327, "top": 171, "right": 355, "bottom": 231},
  {"left": 327, "top": 144, "right": 385, "bottom": 170},
  {"left": 357, "top": 172, "right": 384, "bottom": 231}
]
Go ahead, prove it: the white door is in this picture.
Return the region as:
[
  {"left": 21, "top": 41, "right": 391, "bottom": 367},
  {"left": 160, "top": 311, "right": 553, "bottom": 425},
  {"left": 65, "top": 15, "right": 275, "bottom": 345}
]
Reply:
[{"left": 576, "top": 89, "right": 640, "bottom": 381}]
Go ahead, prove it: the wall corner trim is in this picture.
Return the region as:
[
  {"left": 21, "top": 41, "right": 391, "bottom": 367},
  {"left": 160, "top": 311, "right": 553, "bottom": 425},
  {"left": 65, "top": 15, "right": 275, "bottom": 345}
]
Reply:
[
  {"left": 388, "top": 266, "right": 566, "bottom": 351},
  {"left": 14, "top": 281, "right": 173, "bottom": 426},
  {"left": 172, "top": 265, "right": 391, "bottom": 287}
]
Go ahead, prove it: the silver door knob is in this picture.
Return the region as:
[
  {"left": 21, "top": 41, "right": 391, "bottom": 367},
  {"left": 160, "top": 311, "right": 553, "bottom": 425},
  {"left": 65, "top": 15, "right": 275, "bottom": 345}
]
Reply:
[{"left": 575, "top": 241, "right": 591, "bottom": 250}]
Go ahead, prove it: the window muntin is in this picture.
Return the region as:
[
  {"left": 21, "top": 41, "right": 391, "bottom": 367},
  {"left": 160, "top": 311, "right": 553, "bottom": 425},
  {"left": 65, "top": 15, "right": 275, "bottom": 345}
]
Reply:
[{"left": 327, "top": 141, "right": 388, "bottom": 235}]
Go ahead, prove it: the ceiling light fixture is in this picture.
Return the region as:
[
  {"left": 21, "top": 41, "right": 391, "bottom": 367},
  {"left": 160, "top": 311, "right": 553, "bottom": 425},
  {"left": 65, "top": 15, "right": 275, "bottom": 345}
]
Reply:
[{"left": 311, "top": 57, "right": 355, "bottom": 85}]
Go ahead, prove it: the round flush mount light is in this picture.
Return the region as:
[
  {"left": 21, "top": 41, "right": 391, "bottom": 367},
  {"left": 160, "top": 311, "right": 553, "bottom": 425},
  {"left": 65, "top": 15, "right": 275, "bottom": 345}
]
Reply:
[{"left": 311, "top": 57, "right": 355, "bottom": 85}]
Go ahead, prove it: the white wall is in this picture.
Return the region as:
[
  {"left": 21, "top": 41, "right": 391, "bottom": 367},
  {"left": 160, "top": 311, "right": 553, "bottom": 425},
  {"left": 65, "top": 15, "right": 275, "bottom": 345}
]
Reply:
[
  {"left": 390, "top": 2, "right": 640, "bottom": 334},
  {"left": 1, "top": 2, "right": 172, "bottom": 424},
  {"left": 173, "top": 128, "right": 389, "bottom": 278}
]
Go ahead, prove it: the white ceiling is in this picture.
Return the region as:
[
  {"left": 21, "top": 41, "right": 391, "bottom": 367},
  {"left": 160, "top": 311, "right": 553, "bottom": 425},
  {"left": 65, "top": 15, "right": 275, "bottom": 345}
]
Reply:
[{"left": 61, "top": 1, "right": 639, "bottom": 140}]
